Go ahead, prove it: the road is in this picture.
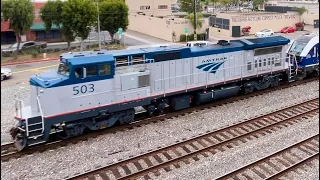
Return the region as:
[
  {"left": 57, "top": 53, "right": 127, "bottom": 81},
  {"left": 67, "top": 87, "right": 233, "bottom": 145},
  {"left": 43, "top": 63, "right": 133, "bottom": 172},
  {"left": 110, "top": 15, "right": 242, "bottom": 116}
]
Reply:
[
  {"left": 0, "top": 31, "right": 315, "bottom": 85},
  {"left": 1, "top": 30, "right": 168, "bottom": 50}
]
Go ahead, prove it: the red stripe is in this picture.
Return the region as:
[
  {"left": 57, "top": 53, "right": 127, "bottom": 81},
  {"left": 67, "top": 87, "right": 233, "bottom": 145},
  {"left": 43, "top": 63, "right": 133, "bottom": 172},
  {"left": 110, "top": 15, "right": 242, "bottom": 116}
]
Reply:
[{"left": 1, "top": 58, "right": 59, "bottom": 66}]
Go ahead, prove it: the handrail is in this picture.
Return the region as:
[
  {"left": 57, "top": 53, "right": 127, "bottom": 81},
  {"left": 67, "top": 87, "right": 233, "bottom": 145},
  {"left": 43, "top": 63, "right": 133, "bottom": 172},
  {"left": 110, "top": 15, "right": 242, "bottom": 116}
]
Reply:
[
  {"left": 14, "top": 90, "right": 24, "bottom": 118},
  {"left": 25, "top": 118, "right": 29, "bottom": 136},
  {"left": 36, "top": 96, "right": 45, "bottom": 134}
]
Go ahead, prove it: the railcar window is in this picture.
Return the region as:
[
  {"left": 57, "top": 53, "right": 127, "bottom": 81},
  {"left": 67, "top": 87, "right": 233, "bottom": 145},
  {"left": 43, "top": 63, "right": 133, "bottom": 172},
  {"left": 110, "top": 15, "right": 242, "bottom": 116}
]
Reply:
[
  {"left": 155, "top": 52, "right": 180, "bottom": 62},
  {"left": 98, "top": 64, "right": 111, "bottom": 76},
  {"left": 254, "top": 46, "right": 282, "bottom": 56},
  {"left": 263, "top": 59, "right": 267, "bottom": 66},
  {"left": 272, "top": 57, "right": 275, "bottom": 65},
  {"left": 116, "top": 56, "right": 129, "bottom": 67},
  {"left": 132, "top": 55, "right": 145, "bottom": 65},
  {"left": 268, "top": 58, "right": 271, "bottom": 65},
  {"left": 255, "top": 60, "right": 257, "bottom": 68},
  {"left": 75, "top": 68, "right": 83, "bottom": 78},
  {"left": 247, "top": 62, "right": 252, "bottom": 71},
  {"left": 86, "top": 66, "right": 97, "bottom": 77}
]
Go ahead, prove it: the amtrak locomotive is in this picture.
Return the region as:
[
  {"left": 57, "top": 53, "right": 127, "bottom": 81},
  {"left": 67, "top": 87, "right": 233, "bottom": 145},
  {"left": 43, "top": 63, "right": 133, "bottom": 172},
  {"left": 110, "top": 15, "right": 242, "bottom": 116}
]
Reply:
[{"left": 10, "top": 35, "right": 319, "bottom": 150}]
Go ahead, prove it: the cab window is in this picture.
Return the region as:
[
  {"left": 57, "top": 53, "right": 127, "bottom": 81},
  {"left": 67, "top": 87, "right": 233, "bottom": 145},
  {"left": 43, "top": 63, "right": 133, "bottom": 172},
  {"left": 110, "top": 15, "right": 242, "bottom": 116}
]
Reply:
[
  {"left": 98, "top": 64, "right": 111, "bottom": 76},
  {"left": 86, "top": 66, "right": 97, "bottom": 77},
  {"left": 74, "top": 68, "right": 83, "bottom": 78},
  {"left": 57, "top": 63, "right": 70, "bottom": 76}
]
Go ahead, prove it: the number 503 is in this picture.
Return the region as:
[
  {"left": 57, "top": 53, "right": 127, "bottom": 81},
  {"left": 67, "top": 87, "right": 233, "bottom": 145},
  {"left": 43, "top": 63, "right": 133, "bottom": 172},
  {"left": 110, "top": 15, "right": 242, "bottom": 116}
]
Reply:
[{"left": 73, "top": 84, "right": 95, "bottom": 95}]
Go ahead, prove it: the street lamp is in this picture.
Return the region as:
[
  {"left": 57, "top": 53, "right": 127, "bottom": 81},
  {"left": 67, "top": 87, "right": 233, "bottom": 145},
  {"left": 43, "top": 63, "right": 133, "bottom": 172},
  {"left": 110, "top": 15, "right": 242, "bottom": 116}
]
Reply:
[{"left": 96, "top": 0, "right": 101, "bottom": 50}]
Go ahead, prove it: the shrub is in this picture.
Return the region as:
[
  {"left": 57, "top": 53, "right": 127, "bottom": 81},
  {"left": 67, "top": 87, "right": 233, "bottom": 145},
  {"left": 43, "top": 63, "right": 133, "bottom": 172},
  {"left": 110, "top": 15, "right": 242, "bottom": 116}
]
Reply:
[
  {"left": 242, "top": 26, "right": 251, "bottom": 33},
  {"left": 28, "top": 50, "right": 39, "bottom": 58},
  {"left": 295, "top": 22, "right": 304, "bottom": 27},
  {"left": 179, "top": 33, "right": 206, "bottom": 42}
]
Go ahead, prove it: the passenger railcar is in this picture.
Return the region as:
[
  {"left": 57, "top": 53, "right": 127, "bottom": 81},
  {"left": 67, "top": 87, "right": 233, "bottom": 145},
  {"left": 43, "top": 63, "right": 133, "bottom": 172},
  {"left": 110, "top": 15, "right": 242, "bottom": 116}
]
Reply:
[
  {"left": 11, "top": 36, "right": 295, "bottom": 150},
  {"left": 287, "top": 33, "right": 319, "bottom": 80}
]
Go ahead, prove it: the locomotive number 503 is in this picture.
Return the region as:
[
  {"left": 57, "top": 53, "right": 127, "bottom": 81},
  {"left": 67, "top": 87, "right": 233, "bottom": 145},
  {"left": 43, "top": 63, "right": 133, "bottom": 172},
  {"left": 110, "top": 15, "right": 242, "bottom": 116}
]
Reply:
[{"left": 73, "top": 84, "right": 95, "bottom": 95}]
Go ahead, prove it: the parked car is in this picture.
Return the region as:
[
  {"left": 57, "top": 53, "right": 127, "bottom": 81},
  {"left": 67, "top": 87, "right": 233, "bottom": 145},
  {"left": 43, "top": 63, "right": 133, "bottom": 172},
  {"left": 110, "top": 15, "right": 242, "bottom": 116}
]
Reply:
[
  {"left": 1, "top": 67, "right": 12, "bottom": 81},
  {"left": 255, "top": 29, "right": 274, "bottom": 37},
  {"left": 281, "top": 26, "right": 296, "bottom": 33},
  {"left": 1, "top": 41, "right": 47, "bottom": 55}
]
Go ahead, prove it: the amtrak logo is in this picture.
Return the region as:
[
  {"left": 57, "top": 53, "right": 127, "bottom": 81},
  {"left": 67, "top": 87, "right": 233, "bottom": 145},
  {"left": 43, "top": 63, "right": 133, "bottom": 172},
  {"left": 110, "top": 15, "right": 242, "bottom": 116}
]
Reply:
[{"left": 196, "top": 61, "right": 225, "bottom": 74}]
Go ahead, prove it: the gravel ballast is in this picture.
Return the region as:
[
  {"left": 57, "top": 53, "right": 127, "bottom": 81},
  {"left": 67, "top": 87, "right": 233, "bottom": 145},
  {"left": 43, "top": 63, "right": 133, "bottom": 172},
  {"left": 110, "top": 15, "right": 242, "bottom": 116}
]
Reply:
[
  {"left": 1, "top": 81, "right": 319, "bottom": 180},
  {"left": 1, "top": 81, "right": 30, "bottom": 144},
  {"left": 155, "top": 115, "right": 319, "bottom": 180}
]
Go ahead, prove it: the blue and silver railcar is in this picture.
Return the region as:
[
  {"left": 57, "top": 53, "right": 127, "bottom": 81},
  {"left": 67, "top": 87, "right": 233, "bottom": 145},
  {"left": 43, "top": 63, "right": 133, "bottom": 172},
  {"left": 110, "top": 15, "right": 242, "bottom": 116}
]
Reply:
[
  {"left": 287, "top": 33, "right": 319, "bottom": 80},
  {"left": 11, "top": 36, "right": 292, "bottom": 150}
]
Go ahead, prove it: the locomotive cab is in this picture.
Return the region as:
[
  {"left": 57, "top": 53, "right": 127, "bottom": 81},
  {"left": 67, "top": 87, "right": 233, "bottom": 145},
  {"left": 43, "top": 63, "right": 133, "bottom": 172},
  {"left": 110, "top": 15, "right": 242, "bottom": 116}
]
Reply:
[{"left": 12, "top": 51, "right": 116, "bottom": 150}]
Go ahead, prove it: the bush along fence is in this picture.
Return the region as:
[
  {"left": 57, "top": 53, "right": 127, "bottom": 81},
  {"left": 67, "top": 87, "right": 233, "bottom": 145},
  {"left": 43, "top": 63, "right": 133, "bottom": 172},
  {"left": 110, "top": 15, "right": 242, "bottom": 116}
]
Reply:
[{"left": 179, "top": 33, "right": 207, "bottom": 42}]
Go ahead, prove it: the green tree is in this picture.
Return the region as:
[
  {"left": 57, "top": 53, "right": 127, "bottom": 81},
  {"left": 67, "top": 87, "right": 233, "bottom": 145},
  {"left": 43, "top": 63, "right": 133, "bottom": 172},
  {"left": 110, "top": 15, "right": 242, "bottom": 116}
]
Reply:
[
  {"left": 253, "top": 0, "right": 265, "bottom": 10},
  {"left": 61, "top": 0, "right": 97, "bottom": 51},
  {"left": 292, "top": 6, "right": 308, "bottom": 22},
  {"left": 40, "top": 0, "right": 75, "bottom": 50},
  {"left": 186, "top": 13, "right": 204, "bottom": 30},
  {"left": 179, "top": 0, "right": 201, "bottom": 14},
  {"left": 220, "top": 0, "right": 232, "bottom": 11},
  {"left": 40, "top": 0, "right": 63, "bottom": 31},
  {"left": 1, "top": 0, "right": 34, "bottom": 57},
  {"left": 99, "top": 0, "right": 129, "bottom": 41}
]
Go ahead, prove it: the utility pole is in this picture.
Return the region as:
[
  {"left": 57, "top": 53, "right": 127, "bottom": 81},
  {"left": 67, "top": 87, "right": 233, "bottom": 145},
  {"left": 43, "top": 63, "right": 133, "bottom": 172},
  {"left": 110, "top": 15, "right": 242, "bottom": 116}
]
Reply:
[
  {"left": 96, "top": 0, "right": 101, "bottom": 50},
  {"left": 193, "top": 0, "right": 197, "bottom": 41}
]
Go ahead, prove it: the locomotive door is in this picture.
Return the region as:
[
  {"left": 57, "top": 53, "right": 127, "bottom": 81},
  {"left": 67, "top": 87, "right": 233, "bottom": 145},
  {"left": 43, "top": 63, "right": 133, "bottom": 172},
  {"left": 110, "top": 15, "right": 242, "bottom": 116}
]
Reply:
[
  {"left": 261, "top": 54, "right": 268, "bottom": 71},
  {"left": 253, "top": 56, "right": 259, "bottom": 75},
  {"left": 258, "top": 56, "right": 263, "bottom": 72},
  {"left": 269, "top": 54, "right": 275, "bottom": 71}
]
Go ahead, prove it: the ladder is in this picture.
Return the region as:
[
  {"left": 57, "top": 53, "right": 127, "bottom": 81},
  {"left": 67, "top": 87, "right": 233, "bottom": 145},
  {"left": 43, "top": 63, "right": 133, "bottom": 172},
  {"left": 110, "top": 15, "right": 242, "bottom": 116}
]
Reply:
[
  {"left": 25, "top": 96, "right": 46, "bottom": 145},
  {"left": 288, "top": 54, "right": 298, "bottom": 82}
]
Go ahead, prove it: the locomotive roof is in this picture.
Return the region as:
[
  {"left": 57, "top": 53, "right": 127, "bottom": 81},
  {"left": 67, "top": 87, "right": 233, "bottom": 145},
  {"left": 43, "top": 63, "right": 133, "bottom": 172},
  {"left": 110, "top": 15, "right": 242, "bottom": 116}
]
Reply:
[
  {"left": 59, "top": 36, "right": 290, "bottom": 65},
  {"left": 60, "top": 50, "right": 114, "bottom": 66}
]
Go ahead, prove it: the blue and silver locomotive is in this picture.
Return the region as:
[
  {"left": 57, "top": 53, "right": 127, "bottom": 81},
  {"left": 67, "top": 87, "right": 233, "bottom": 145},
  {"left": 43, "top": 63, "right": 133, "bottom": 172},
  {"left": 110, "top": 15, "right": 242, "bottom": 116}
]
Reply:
[{"left": 11, "top": 36, "right": 313, "bottom": 150}]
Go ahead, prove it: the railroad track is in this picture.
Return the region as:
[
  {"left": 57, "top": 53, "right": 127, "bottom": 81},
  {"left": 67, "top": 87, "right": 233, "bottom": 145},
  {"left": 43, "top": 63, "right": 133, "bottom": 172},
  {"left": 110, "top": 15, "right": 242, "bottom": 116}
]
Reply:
[
  {"left": 1, "top": 77, "right": 318, "bottom": 162},
  {"left": 66, "top": 98, "right": 319, "bottom": 180},
  {"left": 216, "top": 134, "right": 319, "bottom": 180}
]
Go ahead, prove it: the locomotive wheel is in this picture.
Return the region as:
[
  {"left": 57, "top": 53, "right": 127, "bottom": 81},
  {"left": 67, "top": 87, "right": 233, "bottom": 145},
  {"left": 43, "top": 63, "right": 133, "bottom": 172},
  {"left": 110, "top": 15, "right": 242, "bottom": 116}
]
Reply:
[
  {"left": 146, "top": 105, "right": 156, "bottom": 117},
  {"left": 14, "top": 133, "right": 27, "bottom": 151},
  {"left": 154, "top": 102, "right": 166, "bottom": 115}
]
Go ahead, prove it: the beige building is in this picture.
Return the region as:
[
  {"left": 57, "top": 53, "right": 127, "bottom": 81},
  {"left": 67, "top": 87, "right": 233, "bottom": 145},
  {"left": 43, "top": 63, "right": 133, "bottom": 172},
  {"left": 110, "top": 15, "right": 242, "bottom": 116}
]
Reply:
[
  {"left": 125, "top": 0, "right": 178, "bottom": 16},
  {"left": 263, "top": 0, "right": 319, "bottom": 25},
  {"left": 128, "top": 14, "right": 208, "bottom": 42},
  {"left": 125, "top": 0, "right": 207, "bottom": 42},
  {"left": 209, "top": 12, "right": 300, "bottom": 39}
]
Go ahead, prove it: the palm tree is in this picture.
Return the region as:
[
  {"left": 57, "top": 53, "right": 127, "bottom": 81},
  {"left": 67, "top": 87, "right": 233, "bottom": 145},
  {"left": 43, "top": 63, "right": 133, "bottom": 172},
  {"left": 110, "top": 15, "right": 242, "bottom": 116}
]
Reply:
[
  {"left": 186, "top": 13, "right": 204, "bottom": 30},
  {"left": 292, "top": 6, "right": 308, "bottom": 22}
]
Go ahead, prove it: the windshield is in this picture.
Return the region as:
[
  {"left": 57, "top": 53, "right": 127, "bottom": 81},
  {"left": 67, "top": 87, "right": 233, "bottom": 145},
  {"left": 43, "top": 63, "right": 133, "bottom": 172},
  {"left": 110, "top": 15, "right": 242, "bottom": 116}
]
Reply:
[
  {"left": 261, "top": 29, "right": 269, "bottom": 32},
  {"left": 288, "top": 41, "right": 307, "bottom": 56},
  {"left": 284, "top": 27, "right": 289, "bottom": 29},
  {"left": 9, "top": 43, "right": 19, "bottom": 48},
  {"left": 57, "top": 63, "right": 70, "bottom": 76}
]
